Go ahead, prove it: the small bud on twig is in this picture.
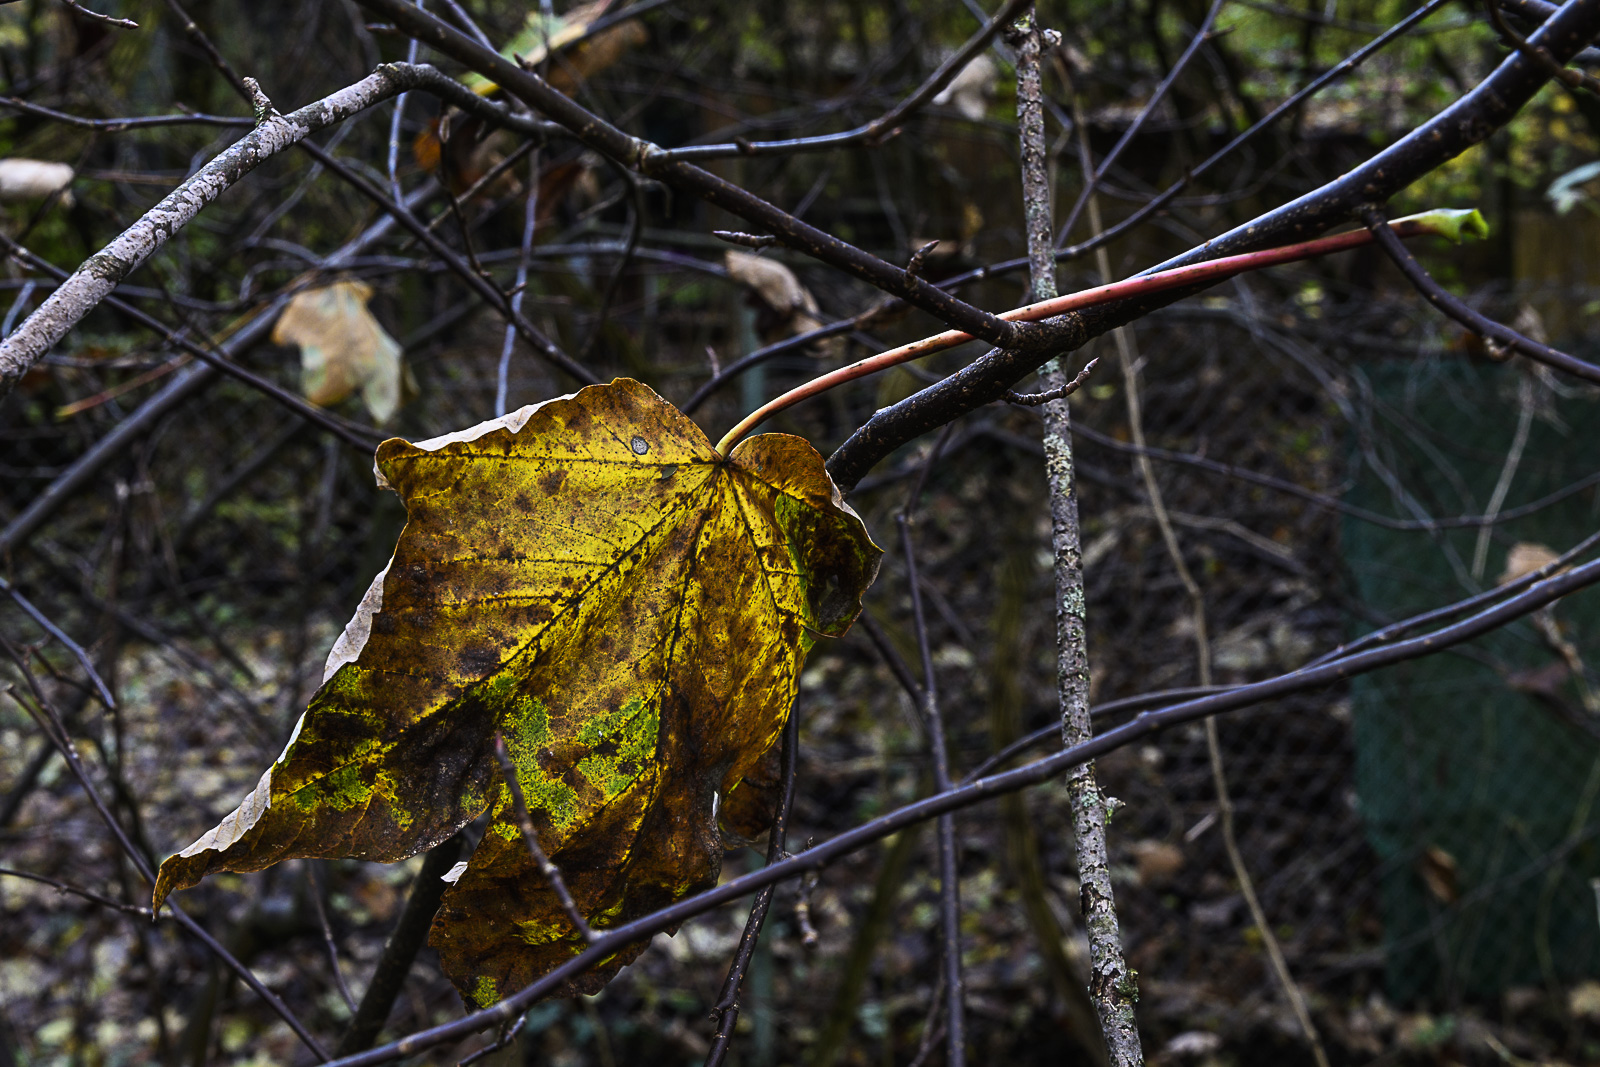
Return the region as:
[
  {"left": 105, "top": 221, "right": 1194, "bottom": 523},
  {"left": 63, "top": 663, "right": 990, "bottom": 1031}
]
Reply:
[
  {"left": 1005, "top": 357, "right": 1099, "bottom": 406},
  {"left": 906, "top": 240, "right": 941, "bottom": 278},
  {"left": 242, "top": 77, "right": 276, "bottom": 126}
]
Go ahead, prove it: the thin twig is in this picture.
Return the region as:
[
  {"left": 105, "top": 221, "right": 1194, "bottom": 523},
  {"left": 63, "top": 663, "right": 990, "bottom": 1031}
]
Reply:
[
  {"left": 0, "top": 652, "right": 332, "bottom": 1062},
  {"left": 388, "top": 1, "right": 425, "bottom": 205},
  {"left": 0, "top": 96, "right": 248, "bottom": 129},
  {"left": 855, "top": 607, "right": 928, "bottom": 709},
  {"left": 1013, "top": 17, "right": 1143, "bottom": 1063},
  {"left": 1361, "top": 207, "right": 1600, "bottom": 384},
  {"left": 454, "top": 1012, "right": 528, "bottom": 1067},
  {"left": 0, "top": 575, "right": 116, "bottom": 709},
  {"left": 704, "top": 716, "right": 799, "bottom": 1067},
  {"left": 1308, "top": 529, "right": 1600, "bottom": 669},
  {"left": 491, "top": 732, "right": 597, "bottom": 943},
  {"left": 1005, "top": 357, "right": 1098, "bottom": 405},
  {"left": 316, "top": 550, "right": 1600, "bottom": 1067},
  {"left": 57, "top": 0, "right": 137, "bottom": 28},
  {"left": 1486, "top": 0, "right": 1600, "bottom": 93},
  {"left": 436, "top": 0, "right": 494, "bottom": 48},
  {"left": 418, "top": 140, "right": 539, "bottom": 239},
  {"left": 898, "top": 453, "right": 967, "bottom": 1067},
  {"left": 576, "top": 169, "right": 644, "bottom": 363},
  {"left": 906, "top": 973, "right": 947, "bottom": 1067},
  {"left": 1055, "top": 0, "right": 1226, "bottom": 244},
  {"left": 712, "top": 230, "right": 779, "bottom": 249},
  {"left": 653, "top": 0, "right": 1034, "bottom": 161},
  {"left": 1472, "top": 371, "right": 1535, "bottom": 579},
  {"left": 0, "top": 866, "right": 151, "bottom": 917},
  {"left": 305, "top": 862, "right": 359, "bottom": 1013},
  {"left": 496, "top": 150, "right": 542, "bottom": 415}
]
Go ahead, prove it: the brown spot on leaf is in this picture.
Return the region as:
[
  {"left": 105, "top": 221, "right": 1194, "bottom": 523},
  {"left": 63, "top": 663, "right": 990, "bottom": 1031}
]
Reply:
[{"left": 151, "top": 379, "right": 880, "bottom": 1008}]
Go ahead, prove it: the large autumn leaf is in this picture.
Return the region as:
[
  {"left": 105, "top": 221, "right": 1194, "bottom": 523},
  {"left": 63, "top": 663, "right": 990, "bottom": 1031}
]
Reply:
[{"left": 152, "top": 378, "right": 879, "bottom": 1004}]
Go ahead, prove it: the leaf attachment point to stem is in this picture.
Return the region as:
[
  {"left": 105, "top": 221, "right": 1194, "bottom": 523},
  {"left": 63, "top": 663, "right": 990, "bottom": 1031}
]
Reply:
[
  {"left": 713, "top": 209, "right": 1487, "bottom": 457},
  {"left": 152, "top": 378, "right": 880, "bottom": 1006}
]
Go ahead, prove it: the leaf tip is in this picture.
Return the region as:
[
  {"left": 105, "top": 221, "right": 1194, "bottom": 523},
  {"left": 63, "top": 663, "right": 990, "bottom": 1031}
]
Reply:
[{"left": 1394, "top": 207, "right": 1490, "bottom": 244}]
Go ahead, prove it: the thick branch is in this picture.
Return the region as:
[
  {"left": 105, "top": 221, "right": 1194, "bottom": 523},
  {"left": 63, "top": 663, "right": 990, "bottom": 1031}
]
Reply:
[
  {"left": 825, "top": 0, "right": 1600, "bottom": 490},
  {"left": 0, "top": 64, "right": 435, "bottom": 398},
  {"left": 353, "top": 0, "right": 1068, "bottom": 355},
  {"left": 334, "top": 836, "right": 464, "bottom": 1056}
]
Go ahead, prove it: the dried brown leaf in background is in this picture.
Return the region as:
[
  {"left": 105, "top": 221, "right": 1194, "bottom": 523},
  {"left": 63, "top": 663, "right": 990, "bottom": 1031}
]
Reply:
[
  {"left": 724, "top": 250, "right": 835, "bottom": 352},
  {"left": 0, "top": 159, "right": 73, "bottom": 204},
  {"left": 1499, "top": 542, "right": 1561, "bottom": 585},
  {"left": 272, "top": 280, "right": 402, "bottom": 424}
]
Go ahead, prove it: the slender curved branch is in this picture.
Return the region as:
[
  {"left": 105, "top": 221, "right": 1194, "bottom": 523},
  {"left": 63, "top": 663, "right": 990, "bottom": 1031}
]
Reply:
[
  {"left": 0, "top": 574, "right": 116, "bottom": 709},
  {"left": 1362, "top": 207, "right": 1600, "bottom": 383},
  {"left": 0, "top": 96, "right": 250, "bottom": 129},
  {"left": 317, "top": 515, "right": 1600, "bottom": 1067},
  {"left": 0, "top": 867, "right": 150, "bottom": 917},
  {"left": 655, "top": 0, "right": 1033, "bottom": 161},
  {"left": 0, "top": 64, "right": 422, "bottom": 399},
  {"left": 824, "top": 0, "right": 1600, "bottom": 490},
  {"left": 1055, "top": 0, "right": 1226, "bottom": 244},
  {"left": 704, "top": 716, "right": 798, "bottom": 1067},
  {"left": 353, "top": 0, "right": 1068, "bottom": 356}
]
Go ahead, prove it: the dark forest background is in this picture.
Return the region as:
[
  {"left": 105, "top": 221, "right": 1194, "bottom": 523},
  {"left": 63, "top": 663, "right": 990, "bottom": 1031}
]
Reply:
[{"left": 3, "top": 0, "right": 1600, "bottom": 1064}]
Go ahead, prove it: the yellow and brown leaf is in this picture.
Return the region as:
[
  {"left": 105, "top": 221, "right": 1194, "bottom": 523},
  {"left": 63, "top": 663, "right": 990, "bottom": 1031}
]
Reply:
[{"left": 152, "top": 378, "right": 879, "bottom": 1005}]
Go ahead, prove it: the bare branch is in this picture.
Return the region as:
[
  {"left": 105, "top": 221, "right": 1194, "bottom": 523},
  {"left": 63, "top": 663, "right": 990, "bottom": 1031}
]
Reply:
[
  {"left": 0, "top": 63, "right": 429, "bottom": 400},
  {"left": 1361, "top": 207, "right": 1600, "bottom": 384},
  {"left": 826, "top": 0, "right": 1600, "bottom": 490},
  {"left": 317, "top": 551, "right": 1600, "bottom": 1067},
  {"left": 654, "top": 0, "right": 1034, "bottom": 161},
  {"left": 1010, "top": 13, "right": 1141, "bottom": 1064}
]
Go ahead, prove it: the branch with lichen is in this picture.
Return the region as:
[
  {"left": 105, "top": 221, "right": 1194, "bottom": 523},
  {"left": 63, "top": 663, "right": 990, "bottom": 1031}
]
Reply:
[
  {"left": 0, "top": 62, "right": 497, "bottom": 401},
  {"left": 1009, "top": 11, "right": 1144, "bottom": 1065}
]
